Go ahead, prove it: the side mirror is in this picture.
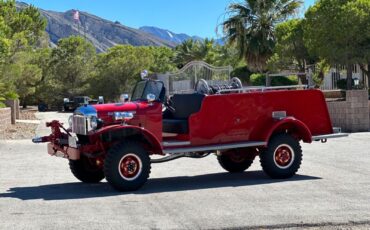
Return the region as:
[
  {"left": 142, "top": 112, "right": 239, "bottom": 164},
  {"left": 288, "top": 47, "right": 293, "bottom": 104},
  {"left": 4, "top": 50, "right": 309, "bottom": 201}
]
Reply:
[
  {"left": 98, "top": 96, "right": 104, "bottom": 104},
  {"left": 147, "top": 93, "right": 156, "bottom": 103},
  {"left": 120, "top": 94, "right": 129, "bottom": 102}
]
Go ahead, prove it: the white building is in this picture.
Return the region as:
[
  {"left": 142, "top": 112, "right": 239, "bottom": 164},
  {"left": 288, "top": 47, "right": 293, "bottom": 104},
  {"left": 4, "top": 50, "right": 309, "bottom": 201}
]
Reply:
[{"left": 321, "top": 64, "right": 369, "bottom": 90}]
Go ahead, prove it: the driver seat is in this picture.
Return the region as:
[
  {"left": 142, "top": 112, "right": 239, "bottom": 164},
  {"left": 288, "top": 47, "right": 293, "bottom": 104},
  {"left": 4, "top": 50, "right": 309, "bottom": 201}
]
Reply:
[{"left": 162, "top": 94, "right": 205, "bottom": 134}]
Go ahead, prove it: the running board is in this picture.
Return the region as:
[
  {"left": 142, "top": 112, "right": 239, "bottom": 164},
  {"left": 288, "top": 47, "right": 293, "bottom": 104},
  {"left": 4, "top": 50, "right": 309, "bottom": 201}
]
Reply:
[
  {"left": 312, "top": 133, "right": 348, "bottom": 141},
  {"left": 163, "top": 141, "right": 266, "bottom": 154}
]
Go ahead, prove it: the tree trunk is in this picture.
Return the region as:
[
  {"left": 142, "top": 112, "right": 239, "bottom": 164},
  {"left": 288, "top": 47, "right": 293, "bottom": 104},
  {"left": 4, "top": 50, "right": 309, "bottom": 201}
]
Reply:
[
  {"left": 346, "top": 64, "right": 353, "bottom": 90},
  {"left": 298, "top": 62, "right": 308, "bottom": 84},
  {"left": 22, "top": 97, "right": 27, "bottom": 109},
  {"left": 359, "top": 63, "right": 370, "bottom": 88}
]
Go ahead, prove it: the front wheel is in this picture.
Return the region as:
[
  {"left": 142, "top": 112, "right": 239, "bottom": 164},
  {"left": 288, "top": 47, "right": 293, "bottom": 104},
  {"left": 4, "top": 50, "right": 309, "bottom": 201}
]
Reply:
[
  {"left": 69, "top": 155, "right": 105, "bottom": 183},
  {"left": 260, "top": 134, "right": 302, "bottom": 179},
  {"left": 104, "top": 141, "right": 151, "bottom": 191}
]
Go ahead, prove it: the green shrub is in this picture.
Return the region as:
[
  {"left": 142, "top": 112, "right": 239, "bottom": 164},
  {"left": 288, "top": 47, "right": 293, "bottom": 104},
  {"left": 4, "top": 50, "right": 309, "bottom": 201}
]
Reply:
[
  {"left": 230, "top": 66, "right": 252, "bottom": 83},
  {"left": 336, "top": 79, "right": 347, "bottom": 90},
  {"left": 249, "top": 74, "right": 298, "bottom": 86},
  {"left": 250, "top": 74, "right": 266, "bottom": 86}
]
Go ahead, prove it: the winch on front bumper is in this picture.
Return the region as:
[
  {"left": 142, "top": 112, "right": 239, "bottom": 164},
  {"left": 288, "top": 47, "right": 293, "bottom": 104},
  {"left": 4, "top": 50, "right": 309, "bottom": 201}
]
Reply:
[{"left": 32, "top": 120, "right": 80, "bottom": 160}]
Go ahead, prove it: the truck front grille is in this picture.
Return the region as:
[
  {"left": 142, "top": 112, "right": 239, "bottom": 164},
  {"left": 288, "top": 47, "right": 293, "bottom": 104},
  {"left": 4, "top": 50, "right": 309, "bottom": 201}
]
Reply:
[{"left": 72, "top": 115, "right": 88, "bottom": 135}]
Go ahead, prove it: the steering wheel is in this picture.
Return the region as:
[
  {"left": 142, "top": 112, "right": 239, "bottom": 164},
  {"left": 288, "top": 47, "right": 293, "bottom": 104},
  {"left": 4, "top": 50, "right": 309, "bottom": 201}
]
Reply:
[
  {"left": 230, "top": 77, "right": 243, "bottom": 89},
  {"left": 195, "top": 79, "right": 211, "bottom": 94},
  {"left": 163, "top": 96, "right": 175, "bottom": 113}
]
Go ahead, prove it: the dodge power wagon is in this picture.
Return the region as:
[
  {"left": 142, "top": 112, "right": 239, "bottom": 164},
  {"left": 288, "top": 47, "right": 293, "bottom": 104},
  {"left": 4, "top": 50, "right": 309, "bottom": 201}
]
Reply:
[{"left": 33, "top": 76, "right": 347, "bottom": 191}]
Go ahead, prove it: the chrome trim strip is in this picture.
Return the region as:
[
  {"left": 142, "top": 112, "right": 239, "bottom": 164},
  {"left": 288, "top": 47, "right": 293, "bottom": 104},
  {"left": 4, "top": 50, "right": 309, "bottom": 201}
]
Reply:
[
  {"left": 312, "top": 133, "right": 349, "bottom": 141},
  {"left": 216, "top": 85, "right": 308, "bottom": 94},
  {"left": 163, "top": 141, "right": 266, "bottom": 154},
  {"left": 162, "top": 141, "right": 191, "bottom": 147}
]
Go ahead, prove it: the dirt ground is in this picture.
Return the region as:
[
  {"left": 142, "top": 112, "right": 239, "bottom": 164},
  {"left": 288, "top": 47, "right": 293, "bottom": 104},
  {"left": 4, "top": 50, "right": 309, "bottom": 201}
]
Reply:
[
  {"left": 0, "top": 108, "right": 38, "bottom": 140},
  {"left": 2, "top": 123, "right": 38, "bottom": 140},
  {"left": 19, "top": 108, "right": 38, "bottom": 120}
]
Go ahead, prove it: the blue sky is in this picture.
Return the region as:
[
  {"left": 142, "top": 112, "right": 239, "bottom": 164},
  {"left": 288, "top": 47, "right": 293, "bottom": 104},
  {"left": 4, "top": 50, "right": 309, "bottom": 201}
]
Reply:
[{"left": 21, "top": 0, "right": 315, "bottom": 38}]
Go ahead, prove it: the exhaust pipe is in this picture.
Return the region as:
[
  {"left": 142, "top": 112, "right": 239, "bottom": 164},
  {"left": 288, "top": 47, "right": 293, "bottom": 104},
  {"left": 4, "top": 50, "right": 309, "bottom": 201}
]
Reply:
[{"left": 151, "top": 152, "right": 211, "bottom": 163}]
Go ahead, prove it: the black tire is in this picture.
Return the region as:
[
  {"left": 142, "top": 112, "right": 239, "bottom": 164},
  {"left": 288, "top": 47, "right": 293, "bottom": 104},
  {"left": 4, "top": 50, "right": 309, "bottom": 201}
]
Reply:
[
  {"left": 217, "top": 149, "right": 254, "bottom": 173},
  {"left": 104, "top": 141, "right": 151, "bottom": 191},
  {"left": 69, "top": 155, "right": 105, "bottom": 183},
  {"left": 260, "top": 134, "right": 302, "bottom": 179}
]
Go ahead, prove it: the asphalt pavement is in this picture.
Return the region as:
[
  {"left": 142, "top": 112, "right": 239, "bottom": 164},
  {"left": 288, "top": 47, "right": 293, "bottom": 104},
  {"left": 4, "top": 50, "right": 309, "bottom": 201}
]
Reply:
[{"left": 0, "top": 112, "right": 369, "bottom": 229}]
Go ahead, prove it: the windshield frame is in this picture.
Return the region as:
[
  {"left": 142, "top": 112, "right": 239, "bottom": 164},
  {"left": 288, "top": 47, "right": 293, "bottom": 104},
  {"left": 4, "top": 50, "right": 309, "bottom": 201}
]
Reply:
[{"left": 131, "top": 80, "right": 165, "bottom": 102}]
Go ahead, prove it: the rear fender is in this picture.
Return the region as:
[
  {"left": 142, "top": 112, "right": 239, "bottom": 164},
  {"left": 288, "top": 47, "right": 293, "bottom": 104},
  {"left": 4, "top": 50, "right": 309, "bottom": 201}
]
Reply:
[
  {"left": 92, "top": 125, "right": 163, "bottom": 155},
  {"left": 265, "top": 117, "right": 312, "bottom": 143}
]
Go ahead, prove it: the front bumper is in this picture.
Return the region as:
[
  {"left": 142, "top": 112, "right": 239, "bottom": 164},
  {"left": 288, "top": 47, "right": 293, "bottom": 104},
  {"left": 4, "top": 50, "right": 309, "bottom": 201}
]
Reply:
[
  {"left": 47, "top": 142, "right": 80, "bottom": 160},
  {"left": 32, "top": 120, "right": 81, "bottom": 160}
]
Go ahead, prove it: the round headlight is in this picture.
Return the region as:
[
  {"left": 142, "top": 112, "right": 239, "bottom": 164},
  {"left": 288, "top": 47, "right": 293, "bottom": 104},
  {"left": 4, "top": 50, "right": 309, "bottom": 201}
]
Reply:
[{"left": 90, "top": 116, "right": 98, "bottom": 130}]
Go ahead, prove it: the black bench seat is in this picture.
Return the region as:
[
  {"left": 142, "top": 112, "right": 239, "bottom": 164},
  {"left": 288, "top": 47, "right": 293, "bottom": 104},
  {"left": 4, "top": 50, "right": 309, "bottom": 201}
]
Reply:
[{"left": 162, "top": 93, "right": 205, "bottom": 134}]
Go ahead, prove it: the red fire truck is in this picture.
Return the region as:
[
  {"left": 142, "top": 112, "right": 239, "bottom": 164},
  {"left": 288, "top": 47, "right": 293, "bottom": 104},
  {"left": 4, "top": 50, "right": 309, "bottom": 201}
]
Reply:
[{"left": 33, "top": 76, "right": 347, "bottom": 191}]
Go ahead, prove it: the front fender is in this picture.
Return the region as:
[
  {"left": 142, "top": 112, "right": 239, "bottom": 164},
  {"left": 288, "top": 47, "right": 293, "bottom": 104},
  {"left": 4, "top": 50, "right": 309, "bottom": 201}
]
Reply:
[
  {"left": 91, "top": 125, "right": 163, "bottom": 155},
  {"left": 264, "top": 117, "right": 312, "bottom": 143}
]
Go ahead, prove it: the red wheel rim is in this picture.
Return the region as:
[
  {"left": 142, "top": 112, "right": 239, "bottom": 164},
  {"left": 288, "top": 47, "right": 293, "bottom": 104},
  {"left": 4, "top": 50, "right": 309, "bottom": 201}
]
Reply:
[
  {"left": 118, "top": 154, "right": 142, "bottom": 181},
  {"left": 273, "top": 144, "right": 294, "bottom": 169}
]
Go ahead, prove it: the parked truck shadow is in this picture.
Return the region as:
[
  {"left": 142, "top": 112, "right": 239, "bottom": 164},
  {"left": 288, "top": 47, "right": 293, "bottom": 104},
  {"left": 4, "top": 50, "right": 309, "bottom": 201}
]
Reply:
[{"left": 0, "top": 171, "right": 321, "bottom": 201}]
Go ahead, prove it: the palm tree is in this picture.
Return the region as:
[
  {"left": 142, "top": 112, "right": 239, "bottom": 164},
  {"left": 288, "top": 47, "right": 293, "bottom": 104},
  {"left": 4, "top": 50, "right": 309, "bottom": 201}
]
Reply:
[
  {"left": 222, "top": 0, "right": 302, "bottom": 72},
  {"left": 173, "top": 39, "right": 215, "bottom": 67}
]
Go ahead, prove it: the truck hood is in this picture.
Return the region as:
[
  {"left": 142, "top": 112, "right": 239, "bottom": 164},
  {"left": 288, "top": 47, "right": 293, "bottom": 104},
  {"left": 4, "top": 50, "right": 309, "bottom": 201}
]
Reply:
[
  {"left": 75, "top": 102, "right": 139, "bottom": 117},
  {"left": 93, "top": 102, "right": 139, "bottom": 113}
]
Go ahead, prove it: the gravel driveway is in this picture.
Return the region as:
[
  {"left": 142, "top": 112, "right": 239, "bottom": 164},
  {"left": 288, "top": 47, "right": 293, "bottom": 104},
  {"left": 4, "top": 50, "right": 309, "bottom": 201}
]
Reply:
[{"left": 0, "top": 112, "right": 369, "bottom": 229}]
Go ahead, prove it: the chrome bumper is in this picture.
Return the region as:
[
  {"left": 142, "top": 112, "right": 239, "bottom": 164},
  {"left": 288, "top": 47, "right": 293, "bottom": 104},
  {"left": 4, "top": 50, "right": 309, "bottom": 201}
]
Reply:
[
  {"left": 312, "top": 127, "right": 349, "bottom": 142},
  {"left": 312, "top": 133, "right": 349, "bottom": 141}
]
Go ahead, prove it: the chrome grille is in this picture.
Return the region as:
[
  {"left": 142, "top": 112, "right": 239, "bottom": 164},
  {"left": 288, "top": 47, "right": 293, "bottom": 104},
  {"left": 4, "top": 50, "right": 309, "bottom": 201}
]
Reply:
[{"left": 72, "top": 115, "right": 88, "bottom": 135}]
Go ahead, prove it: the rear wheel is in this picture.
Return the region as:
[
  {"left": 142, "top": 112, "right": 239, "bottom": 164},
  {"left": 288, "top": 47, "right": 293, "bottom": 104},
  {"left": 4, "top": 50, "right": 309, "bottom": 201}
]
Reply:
[
  {"left": 217, "top": 149, "right": 255, "bottom": 173},
  {"left": 104, "top": 141, "right": 151, "bottom": 191},
  {"left": 260, "top": 134, "right": 302, "bottom": 179},
  {"left": 69, "top": 155, "right": 105, "bottom": 183}
]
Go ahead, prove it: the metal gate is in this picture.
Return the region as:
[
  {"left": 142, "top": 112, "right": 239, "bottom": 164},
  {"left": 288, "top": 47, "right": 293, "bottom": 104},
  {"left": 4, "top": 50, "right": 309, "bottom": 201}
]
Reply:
[{"left": 158, "top": 61, "right": 233, "bottom": 95}]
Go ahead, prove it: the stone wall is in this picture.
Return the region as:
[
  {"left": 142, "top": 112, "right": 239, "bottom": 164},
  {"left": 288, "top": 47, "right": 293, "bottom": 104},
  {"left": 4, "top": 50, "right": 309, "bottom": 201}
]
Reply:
[
  {"left": 0, "top": 108, "right": 11, "bottom": 137},
  {"left": 326, "top": 90, "right": 369, "bottom": 132}
]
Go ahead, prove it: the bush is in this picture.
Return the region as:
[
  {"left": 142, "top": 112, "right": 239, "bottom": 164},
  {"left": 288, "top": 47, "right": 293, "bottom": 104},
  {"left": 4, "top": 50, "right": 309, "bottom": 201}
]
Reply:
[
  {"left": 336, "top": 79, "right": 347, "bottom": 90},
  {"left": 230, "top": 66, "right": 252, "bottom": 83},
  {"left": 336, "top": 79, "right": 361, "bottom": 90},
  {"left": 250, "top": 74, "right": 298, "bottom": 86},
  {"left": 0, "top": 82, "right": 18, "bottom": 108},
  {"left": 250, "top": 74, "right": 266, "bottom": 86}
]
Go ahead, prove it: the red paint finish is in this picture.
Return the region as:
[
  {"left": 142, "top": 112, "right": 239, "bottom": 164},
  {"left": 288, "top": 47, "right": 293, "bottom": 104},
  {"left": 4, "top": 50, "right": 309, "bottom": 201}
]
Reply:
[
  {"left": 189, "top": 90, "right": 332, "bottom": 146},
  {"left": 92, "top": 101, "right": 162, "bottom": 142},
  {"left": 262, "top": 117, "right": 312, "bottom": 143},
  {"left": 88, "top": 125, "right": 163, "bottom": 155}
]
